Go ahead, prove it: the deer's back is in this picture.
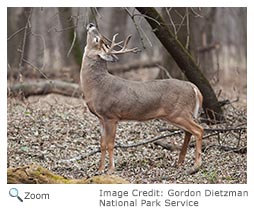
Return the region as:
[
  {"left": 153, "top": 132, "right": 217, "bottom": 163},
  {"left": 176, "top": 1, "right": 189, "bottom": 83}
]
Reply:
[{"left": 87, "top": 75, "right": 198, "bottom": 121}]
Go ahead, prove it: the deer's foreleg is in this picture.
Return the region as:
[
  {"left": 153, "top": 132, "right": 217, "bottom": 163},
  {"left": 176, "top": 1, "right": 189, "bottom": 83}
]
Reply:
[{"left": 99, "top": 119, "right": 117, "bottom": 174}]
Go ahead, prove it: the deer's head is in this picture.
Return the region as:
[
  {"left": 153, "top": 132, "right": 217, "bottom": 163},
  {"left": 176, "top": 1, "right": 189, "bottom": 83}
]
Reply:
[{"left": 84, "top": 23, "right": 139, "bottom": 62}]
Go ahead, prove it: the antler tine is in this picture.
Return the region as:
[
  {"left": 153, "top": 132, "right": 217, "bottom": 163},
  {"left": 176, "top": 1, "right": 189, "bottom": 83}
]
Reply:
[
  {"left": 102, "top": 33, "right": 140, "bottom": 55},
  {"left": 120, "top": 34, "right": 140, "bottom": 53},
  {"left": 120, "top": 34, "right": 132, "bottom": 51},
  {"left": 107, "top": 33, "right": 124, "bottom": 52}
]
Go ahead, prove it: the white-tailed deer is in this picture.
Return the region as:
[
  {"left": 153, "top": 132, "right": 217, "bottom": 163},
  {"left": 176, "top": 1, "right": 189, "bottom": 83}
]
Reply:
[{"left": 80, "top": 23, "right": 204, "bottom": 174}]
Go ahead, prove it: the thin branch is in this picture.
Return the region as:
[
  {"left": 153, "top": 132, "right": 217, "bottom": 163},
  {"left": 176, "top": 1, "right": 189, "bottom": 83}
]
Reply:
[
  {"left": 67, "top": 31, "right": 77, "bottom": 57},
  {"left": 204, "top": 126, "right": 246, "bottom": 132},
  {"left": 67, "top": 8, "right": 80, "bottom": 57},
  {"left": 90, "top": 7, "right": 100, "bottom": 27},
  {"left": 22, "top": 58, "right": 49, "bottom": 80},
  {"left": 30, "top": 32, "right": 46, "bottom": 71},
  {"left": 124, "top": 7, "right": 146, "bottom": 49},
  {"left": 132, "top": 13, "right": 161, "bottom": 26},
  {"left": 175, "top": 9, "right": 187, "bottom": 34},
  {"left": 190, "top": 7, "right": 203, "bottom": 18},
  {"left": 58, "top": 148, "right": 101, "bottom": 163},
  {"left": 160, "top": 126, "right": 246, "bottom": 134},
  {"left": 116, "top": 130, "right": 182, "bottom": 148},
  {"left": 19, "top": 8, "right": 33, "bottom": 69},
  {"left": 166, "top": 8, "right": 177, "bottom": 38},
  {"left": 185, "top": 8, "right": 190, "bottom": 49},
  {"left": 58, "top": 130, "right": 182, "bottom": 163},
  {"left": 156, "top": 63, "right": 172, "bottom": 78},
  {"left": 7, "top": 26, "right": 26, "bottom": 41},
  {"left": 93, "top": 7, "right": 102, "bottom": 19}
]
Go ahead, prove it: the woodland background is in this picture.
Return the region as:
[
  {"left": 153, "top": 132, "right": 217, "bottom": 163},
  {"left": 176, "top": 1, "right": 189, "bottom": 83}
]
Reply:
[{"left": 7, "top": 7, "right": 247, "bottom": 184}]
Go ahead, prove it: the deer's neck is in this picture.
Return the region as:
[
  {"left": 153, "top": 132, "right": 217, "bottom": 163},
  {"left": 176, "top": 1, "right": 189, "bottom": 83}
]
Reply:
[
  {"left": 80, "top": 56, "right": 111, "bottom": 99},
  {"left": 81, "top": 56, "right": 109, "bottom": 81}
]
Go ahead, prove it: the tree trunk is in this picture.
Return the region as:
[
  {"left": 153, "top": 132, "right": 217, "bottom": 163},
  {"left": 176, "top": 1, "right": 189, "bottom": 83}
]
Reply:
[
  {"left": 136, "top": 7, "right": 224, "bottom": 123},
  {"left": 58, "top": 8, "right": 83, "bottom": 67},
  {"left": 7, "top": 8, "right": 32, "bottom": 70}
]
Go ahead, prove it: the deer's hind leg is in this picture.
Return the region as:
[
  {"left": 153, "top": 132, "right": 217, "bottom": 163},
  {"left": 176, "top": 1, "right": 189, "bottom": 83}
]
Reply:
[
  {"left": 165, "top": 116, "right": 203, "bottom": 173},
  {"left": 178, "top": 131, "right": 192, "bottom": 166}
]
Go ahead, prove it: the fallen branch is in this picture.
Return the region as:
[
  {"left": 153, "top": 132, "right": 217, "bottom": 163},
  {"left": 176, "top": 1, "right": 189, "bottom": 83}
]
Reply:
[
  {"left": 159, "top": 126, "right": 246, "bottom": 134},
  {"left": 219, "top": 145, "right": 247, "bottom": 154},
  {"left": 59, "top": 130, "right": 182, "bottom": 163},
  {"left": 116, "top": 130, "right": 181, "bottom": 148},
  {"left": 8, "top": 80, "right": 82, "bottom": 98},
  {"left": 59, "top": 121, "right": 247, "bottom": 164},
  {"left": 158, "top": 125, "right": 247, "bottom": 154},
  {"left": 58, "top": 148, "right": 101, "bottom": 163},
  {"left": 204, "top": 143, "right": 247, "bottom": 154}
]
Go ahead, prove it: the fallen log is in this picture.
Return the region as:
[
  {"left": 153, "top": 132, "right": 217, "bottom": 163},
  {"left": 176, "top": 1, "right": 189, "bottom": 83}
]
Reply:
[
  {"left": 7, "top": 164, "right": 129, "bottom": 184},
  {"left": 8, "top": 80, "right": 82, "bottom": 98}
]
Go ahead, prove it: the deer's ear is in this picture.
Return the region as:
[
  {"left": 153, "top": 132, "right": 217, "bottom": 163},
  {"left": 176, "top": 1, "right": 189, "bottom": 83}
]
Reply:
[{"left": 98, "top": 52, "right": 118, "bottom": 62}]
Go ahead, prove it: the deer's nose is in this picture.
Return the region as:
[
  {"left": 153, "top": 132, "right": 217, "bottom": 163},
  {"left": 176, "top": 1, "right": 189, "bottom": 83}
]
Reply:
[{"left": 86, "top": 23, "right": 95, "bottom": 30}]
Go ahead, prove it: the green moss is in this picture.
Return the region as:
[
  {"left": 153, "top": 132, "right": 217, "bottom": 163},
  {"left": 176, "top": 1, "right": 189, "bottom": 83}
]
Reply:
[{"left": 7, "top": 164, "right": 129, "bottom": 184}]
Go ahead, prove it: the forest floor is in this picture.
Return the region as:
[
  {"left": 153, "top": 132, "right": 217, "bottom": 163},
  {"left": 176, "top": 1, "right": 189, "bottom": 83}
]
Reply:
[{"left": 7, "top": 90, "right": 247, "bottom": 184}]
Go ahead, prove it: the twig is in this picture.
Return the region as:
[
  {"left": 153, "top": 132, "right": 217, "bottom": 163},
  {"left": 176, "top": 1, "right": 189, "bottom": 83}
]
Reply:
[
  {"left": 185, "top": 8, "right": 190, "bottom": 49},
  {"left": 58, "top": 148, "right": 101, "bottom": 163},
  {"left": 7, "top": 26, "right": 26, "bottom": 41},
  {"left": 204, "top": 126, "right": 246, "bottom": 133},
  {"left": 156, "top": 64, "right": 172, "bottom": 78},
  {"left": 166, "top": 8, "right": 177, "bottom": 38},
  {"left": 93, "top": 7, "right": 102, "bottom": 19},
  {"left": 174, "top": 9, "right": 187, "bottom": 34},
  {"left": 221, "top": 146, "right": 247, "bottom": 154},
  {"left": 124, "top": 7, "right": 146, "bottom": 49},
  {"left": 22, "top": 59, "right": 49, "bottom": 80},
  {"left": 90, "top": 7, "right": 100, "bottom": 27},
  {"left": 190, "top": 8, "right": 203, "bottom": 18},
  {"left": 132, "top": 13, "right": 161, "bottom": 26},
  {"left": 67, "top": 31, "right": 77, "bottom": 57},
  {"left": 19, "top": 8, "right": 33, "bottom": 69},
  {"left": 116, "top": 130, "right": 181, "bottom": 148},
  {"left": 30, "top": 32, "right": 46, "bottom": 71},
  {"left": 67, "top": 8, "right": 80, "bottom": 57},
  {"left": 158, "top": 126, "right": 246, "bottom": 134}
]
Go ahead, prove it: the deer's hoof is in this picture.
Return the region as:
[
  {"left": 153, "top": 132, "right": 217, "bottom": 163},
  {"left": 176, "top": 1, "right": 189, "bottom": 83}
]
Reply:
[
  {"left": 106, "top": 167, "right": 115, "bottom": 175},
  {"left": 185, "top": 165, "right": 201, "bottom": 175},
  {"left": 95, "top": 170, "right": 104, "bottom": 176}
]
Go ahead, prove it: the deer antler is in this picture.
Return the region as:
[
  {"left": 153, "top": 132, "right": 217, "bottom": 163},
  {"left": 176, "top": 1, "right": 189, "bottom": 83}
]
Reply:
[{"left": 102, "top": 34, "right": 140, "bottom": 55}]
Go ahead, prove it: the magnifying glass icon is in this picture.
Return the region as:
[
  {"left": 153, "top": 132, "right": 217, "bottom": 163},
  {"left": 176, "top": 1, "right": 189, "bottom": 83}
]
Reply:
[{"left": 9, "top": 188, "right": 23, "bottom": 202}]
